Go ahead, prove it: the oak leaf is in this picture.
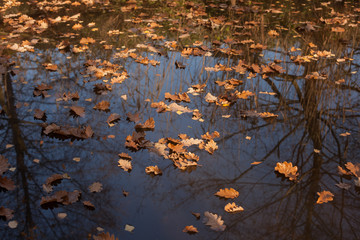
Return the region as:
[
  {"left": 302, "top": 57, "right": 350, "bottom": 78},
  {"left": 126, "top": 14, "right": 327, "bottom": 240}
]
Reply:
[
  {"left": 224, "top": 202, "right": 244, "bottom": 213},
  {"left": 345, "top": 162, "right": 360, "bottom": 177},
  {"left": 183, "top": 225, "right": 198, "bottom": 234},
  {"left": 118, "top": 159, "right": 132, "bottom": 172},
  {"left": 70, "top": 106, "right": 85, "bottom": 117},
  {"left": 316, "top": 190, "right": 334, "bottom": 204},
  {"left": 215, "top": 188, "right": 239, "bottom": 199},
  {"left": 204, "top": 139, "right": 218, "bottom": 154},
  {"left": 0, "top": 176, "right": 16, "bottom": 191},
  {"left": 145, "top": 166, "right": 162, "bottom": 175},
  {"left": 274, "top": 161, "right": 298, "bottom": 181},
  {"left": 203, "top": 211, "right": 226, "bottom": 231},
  {"left": 93, "top": 101, "right": 110, "bottom": 111}
]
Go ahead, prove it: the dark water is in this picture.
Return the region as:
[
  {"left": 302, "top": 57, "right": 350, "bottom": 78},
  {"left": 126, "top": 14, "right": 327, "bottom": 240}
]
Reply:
[{"left": 0, "top": 0, "right": 359, "bottom": 239}]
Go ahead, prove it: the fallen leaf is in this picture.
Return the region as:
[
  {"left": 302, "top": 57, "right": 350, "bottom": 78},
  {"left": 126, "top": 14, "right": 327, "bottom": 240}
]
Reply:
[
  {"left": 118, "top": 159, "right": 132, "bottom": 172},
  {"left": 345, "top": 162, "right": 360, "bottom": 177},
  {"left": 183, "top": 225, "right": 198, "bottom": 234},
  {"left": 224, "top": 202, "right": 244, "bottom": 213},
  {"left": 0, "top": 155, "right": 10, "bottom": 175},
  {"left": 93, "top": 232, "right": 118, "bottom": 240},
  {"left": 125, "top": 224, "right": 135, "bottom": 232},
  {"left": 0, "top": 206, "right": 14, "bottom": 221},
  {"left": 93, "top": 101, "right": 110, "bottom": 111},
  {"left": 145, "top": 166, "right": 162, "bottom": 175},
  {"left": 192, "top": 212, "right": 201, "bottom": 220},
  {"left": 89, "top": 182, "right": 103, "bottom": 193},
  {"left": 83, "top": 200, "right": 95, "bottom": 210},
  {"left": 0, "top": 176, "right": 16, "bottom": 191},
  {"left": 57, "top": 213, "right": 67, "bottom": 219},
  {"left": 274, "top": 161, "right": 298, "bottom": 181},
  {"left": 316, "top": 190, "right": 334, "bottom": 204},
  {"left": 203, "top": 211, "right": 226, "bottom": 231},
  {"left": 215, "top": 188, "right": 239, "bottom": 199},
  {"left": 70, "top": 106, "right": 85, "bottom": 117}
]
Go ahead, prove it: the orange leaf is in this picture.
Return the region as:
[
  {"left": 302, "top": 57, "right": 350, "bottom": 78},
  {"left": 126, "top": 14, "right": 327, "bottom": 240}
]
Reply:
[
  {"left": 215, "top": 188, "right": 239, "bottom": 199},
  {"left": 224, "top": 202, "right": 244, "bottom": 213},
  {"left": 145, "top": 166, "right": 162, "bottom": 175},
  {"left": 274, "top": 161, "right": 298, "bottom": 181},
  {"left": 183, "top": 225, "right": 198, "bottom": 234},
  {"left": 316, "top": 190, "right": 334, "bottom": 204}
]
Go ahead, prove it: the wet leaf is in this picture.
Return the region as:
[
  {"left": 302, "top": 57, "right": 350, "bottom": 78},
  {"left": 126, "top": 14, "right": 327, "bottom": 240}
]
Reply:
[
  {"left": 224, "top": 202, "right": 244, "bottom": 213},
  {"left": 57, "top": 213, "right": 67, "bottom": 219},
  {"left": 183, "top": 225, "right": 198, "bottom": 234},
  {"left": 126, "top": 112, "right": 140, "bottom": 123},
  {"left": 107, "top": 113, "right": 120, "bottom": 126},
  {"left": 203, "top": 211, "right": 226, "bottom": 231},
  {"left": 93, "top": 101, "right": 110, "bottom": 111},
  {"left": 34, "top": 109, "right": 46, "bottom": 121},
  {"left": 8, "top": 220, "right": 18, "bottom": 228},
  {"left": 45, "top": 174, "right": 64, "bottom": 186},
  {"left": 335, "top": 182, "right": 351, "bottom": 190},
  {"left": 0, "top": 176, "right": 16, "bottom": 191},
  {"left": 203, "top": 139, "right": 218, "bottom": 154},
  {"left": 135, "top": 117, "right": 155, "bottom": 131},
  {"left": 316, "top": 190, "right": 334, "bottom": 204},
  {"left": 125, "top": 224, "right": 135, "bottom": 233},
  {"left": 345, "top": 162, "right": 360, "bottom": 177},
  {"left": 192, "top": 212, "right": 201, "bottom": 220},
  {"left": 0, "top": 155, "right": 10, "bottom": 175},
  {"left": 145, "top": 166, "right": 162, "bottom": 175},
  {"left": 89, "top": 182, "right": 103, "bottom": 193},
  {"left": 0, "top": 206, "right": 14, "bottom": 221},
  {"left": 215, "top": 188, "right": 239, "bottom": 199},
  {"left": 83, "top": 200, "right": 95, "bottom": 210},
  {"left": 70, "top": 106, "right": 85, "bottom": 117},
  {"left": 93, "top": 232, "right": 118, "bottom": 240},
  {"left": 118, "top": 159, "right": 132, "bottom": 172},
  {"left": 274, "top": 161, "right": 298, "bottom": 181}
]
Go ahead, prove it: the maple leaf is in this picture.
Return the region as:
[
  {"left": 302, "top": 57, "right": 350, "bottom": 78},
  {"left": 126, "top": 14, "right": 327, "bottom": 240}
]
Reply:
[
  {"left": 118, "top": 159, "right": 132, "bottom": 172},
  {"left": 316, "top": 190, "right": 334, "bottom": 204},
  {"left": 224, "top": 202, "right": 244, "bottom": 213},
  {"left": 203, "top": 211, "right": 226, "bottom": 231},
  {"left": 145, "top": 166, "right": 162, "bottom": 175},
  {"left": 70, "top": 106, "right": 85, "bottom": 117},
  {"left": 93, "top": 101, "right": 110, "bottom": 111},
  {"left": 89, "top": 182, "right": 103, "bottom": 193},
  {"left": 274, "top": 161, "right": 298, "bottom": 181},
  {"left": 215, "top": 188, "right": 239, "bottom": 199},
  {"left": 183, "top": 225, "right": 198, "bottom": 234}
]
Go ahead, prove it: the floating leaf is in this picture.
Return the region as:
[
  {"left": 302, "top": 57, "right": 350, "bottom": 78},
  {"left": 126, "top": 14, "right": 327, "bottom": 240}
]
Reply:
[
  {"left": 0, "top": 155, "right": 10, "bottom": 175},
  {"left": 89, "top": 182, "right": 103, "bottom": 193},
  {"left": 0, "top": 206, "right": 14, "bottom": 221},
  {"left": 83, "top": 200, "right": 95, "bottom": 210},
  {"left": 125, "top": 224, "right": 135, "bottom": 233},
  {"left": 0, "top": 176, "right": 16, "bottom": 191},
  {"left": 316, "top": 190, "right": 334, "bottom": 204},
  {"left": 224, "top": 202, "right": 244, "bottom": 213},
  {"left": 118, "top": 159, "right": 132, "bottom": 172},
  {"left": 93, "top": 232, "right": 118, "bottom": 240},
  {"left": 274, "top": 161, "right": 298, "bottom": 181},
  {"left": 345, "top": 162, "right": 360, "bottom": 177},
  {"left": 93, "top": 101, "right": 110, "bottom": 111},
  {"left": 215, "top": 188, "right": 239, "bottom": 199},
  {"left": 335, "top": 182, "right": 351, "bottom": 190},
  {"left": 203, "top": 211, "right": 226, "bottom": 231},
  {"left": 145, "top": 166, "right": 162, "bottom": 175},
  {"left": 183, "top": 225, "right": 198, "bottom": 234}
]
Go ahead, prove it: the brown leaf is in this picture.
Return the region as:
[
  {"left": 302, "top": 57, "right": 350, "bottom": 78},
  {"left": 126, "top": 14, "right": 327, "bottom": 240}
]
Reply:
[
  {"left": 183, "top": 225, "right": 198, "bottom": 234},
  {"left": 0, "top": 155, "right": 10, "bottom": 175},
  {"left": 126, "top": 112, "right": 140, "bottom": 123},
  {"left": 34, "top": 109, "right": 46, "bottom": 120},
  {"left": 215, "top": 188, "right": 239, "bottom": 199},
  {"left": 224, "top": 202, "right": 244, "bottom": 213},
  {"left": 145, "top": 166, "right": 162, "bottom": 175},
  {"left": 89, "top": 182, "right": 103, "bottom": 193},
  {"left": 204, "top": 140, "right": 218, "bottom": 154},
  {"left": 70, "top": 106, "right": 85, "bottom": 117},
  {"left": 43, "top": 63, "right": 58, "bottom": 71},
  {"left": 93, "top": 232, "right": 118, "bottom": 240},
  {"left": 118, "top": 153, "right": 132, "bottom": 160},
  {"left": 118, "top": 159, "right": 132, "bottom": 172},
  {"left": 316, "top": 190, "right": 334, "bottom": 204},
  {"left": 0, "top": 176, "right": 16, "bottom": 191},
  {"left": 0, "top": 206, "right": 14, "bottom": 221},
  {"left": 192, "top": 212, "right": 201, "bottom": 220},
  {"left": 203, "top": 211, "right": 226, "bottom": 231},
  {"left": 93, "top": 101, "right": 110, "bottom": 111},
  {"left": 201, "top": 131, "right": 220, "bottom": 140},
  {"left": 107, "top": 113, "right": 121, "bottom": 126},
  {"left": 345, "top": 162, "right": 360, "bottom": 177},
  {"left": 83, "top": 200, "right": 95, "bottom": 210},
  {"left": 45, "top": 174, "right": 63, "bottom": 186},
  {"left": 274, "top": 161, "right": 298, "bottom": 181},
  {"left": 135, "top": 117, "right": 155, "bottom": 131}
]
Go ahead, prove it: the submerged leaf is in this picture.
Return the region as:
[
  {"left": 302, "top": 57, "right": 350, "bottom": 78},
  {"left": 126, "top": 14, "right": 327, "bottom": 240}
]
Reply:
[{"left": 203, "top": 211, "right": 226, "bottom": 231}]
